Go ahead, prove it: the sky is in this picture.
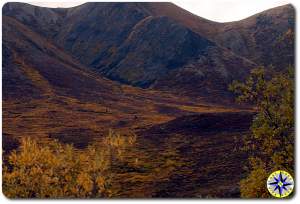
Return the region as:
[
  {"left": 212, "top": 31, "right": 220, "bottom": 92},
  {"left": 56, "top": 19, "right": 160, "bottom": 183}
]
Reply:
[{"left": 30, "top": 0, "right": 292, "bottom": 22}]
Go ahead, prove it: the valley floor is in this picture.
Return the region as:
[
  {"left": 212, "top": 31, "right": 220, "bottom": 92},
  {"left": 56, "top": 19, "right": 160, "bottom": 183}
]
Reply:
[{"left": 3, "top": 88, "right": 254, "bottom": 198}]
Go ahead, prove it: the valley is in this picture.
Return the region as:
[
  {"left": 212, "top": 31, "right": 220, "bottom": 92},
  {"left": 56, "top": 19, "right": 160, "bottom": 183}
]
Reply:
[{"left": 2, "top": 2, "right": 294, "bottom": 198}]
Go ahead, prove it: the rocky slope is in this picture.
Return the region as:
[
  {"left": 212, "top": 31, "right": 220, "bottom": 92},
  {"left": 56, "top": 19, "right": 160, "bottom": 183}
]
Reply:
[
  {"left": 213, "top": 4, "right": 295, "bottom": 69},
  {"left": 141, "top": 3, "right": 295, "bottom": 69},
  {"left": 2, "top": 15, "right": 120, "bottom": 101},
  {"left": 3, "top": 2, "right": 263, "bottom": 97}
]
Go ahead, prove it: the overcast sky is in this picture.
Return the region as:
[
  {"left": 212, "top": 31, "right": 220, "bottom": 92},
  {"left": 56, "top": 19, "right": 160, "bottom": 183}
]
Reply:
[{"left": 30, "top": 0, "right": 292, "bottom": 22}]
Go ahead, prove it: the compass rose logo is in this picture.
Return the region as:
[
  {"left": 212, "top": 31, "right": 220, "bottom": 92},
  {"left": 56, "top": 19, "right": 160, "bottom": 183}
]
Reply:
[{"left": 267, "top": 170, "right": 294, "bottom": 198}]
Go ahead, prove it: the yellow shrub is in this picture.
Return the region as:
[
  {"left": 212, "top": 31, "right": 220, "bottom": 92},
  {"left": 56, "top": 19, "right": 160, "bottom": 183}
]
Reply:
[{"left": 3, "top": 131, "right": 137, "bottom": 198}]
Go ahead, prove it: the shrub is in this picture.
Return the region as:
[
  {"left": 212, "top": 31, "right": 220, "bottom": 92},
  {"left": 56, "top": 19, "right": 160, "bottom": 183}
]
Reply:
[{"left": 3, "top": 130, "right": 137, "bottom": 198}]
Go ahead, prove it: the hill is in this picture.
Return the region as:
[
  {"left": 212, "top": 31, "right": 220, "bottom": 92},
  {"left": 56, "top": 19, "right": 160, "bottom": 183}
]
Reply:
[{"left": 3, "top": 2, "right": 257, "bottom": 97}]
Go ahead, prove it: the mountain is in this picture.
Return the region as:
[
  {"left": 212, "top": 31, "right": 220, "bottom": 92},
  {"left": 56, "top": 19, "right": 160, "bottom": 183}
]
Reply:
[
  {"left": 2, "top": 1, "right": 294, "bottom": 142},
  {"left": 4, "top": 11, "right": 246, "bottom": 147},
  {"left": 2, "top": 15, "right": 120, "bottom": 101},
  {"left": 4, "top": 2, "right": 294, "bottom": 96},
  {"left": 2, "top": 2, "right": 294, "bottom": 198},
  {"left": 212, "top": 4, "right": 295, "bottom": 69},
  {"left": 146, "top": 3, "right": 295, "bottom": 69},
  {"left": 3, "top": 2, "right": 258, "bottom": 97}
]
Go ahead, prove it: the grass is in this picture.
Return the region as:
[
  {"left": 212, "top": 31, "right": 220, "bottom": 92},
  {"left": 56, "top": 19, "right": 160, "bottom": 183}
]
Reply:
[{"left": 3, "top": 80, "right": 252, "bottom": 197}]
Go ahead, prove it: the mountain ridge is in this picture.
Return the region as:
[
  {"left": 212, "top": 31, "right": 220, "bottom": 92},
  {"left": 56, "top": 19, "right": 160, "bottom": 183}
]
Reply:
[{"left": 2, "top": 2, "right": 294, "bottom": 96}]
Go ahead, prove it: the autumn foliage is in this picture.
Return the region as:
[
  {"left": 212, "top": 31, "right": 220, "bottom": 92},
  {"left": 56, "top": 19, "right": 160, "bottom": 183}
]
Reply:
[
  {"left": 3, "top": 130, "right": 136, "bottom": 198},
  {"left": 230, "top": 66, "right": 294, "bottom": 198}
]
